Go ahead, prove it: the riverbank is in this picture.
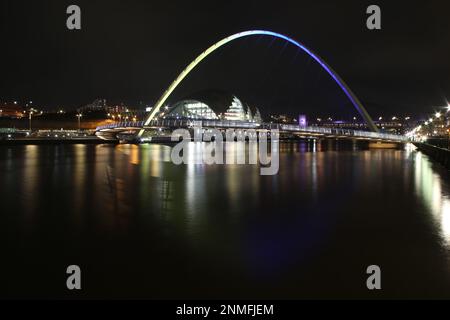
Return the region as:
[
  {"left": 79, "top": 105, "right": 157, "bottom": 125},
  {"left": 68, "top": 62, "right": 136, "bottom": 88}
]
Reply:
[{"left": 413, "top": 142, "right": 450, "bottom": 169}]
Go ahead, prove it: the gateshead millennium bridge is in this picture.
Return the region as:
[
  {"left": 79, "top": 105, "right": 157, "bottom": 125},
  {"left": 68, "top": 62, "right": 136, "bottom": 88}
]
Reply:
[
  {"left": 96, "top": 120, "right": 407, "bottom": 143},
  {"left": 96, "top": 30, "right": 407, "bottom": 143}
]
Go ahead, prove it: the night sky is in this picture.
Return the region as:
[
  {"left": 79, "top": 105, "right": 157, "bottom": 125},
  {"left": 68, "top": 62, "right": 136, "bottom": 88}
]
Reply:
[{"left": 1, "top": 0, "right": 450, "bottom": 118}]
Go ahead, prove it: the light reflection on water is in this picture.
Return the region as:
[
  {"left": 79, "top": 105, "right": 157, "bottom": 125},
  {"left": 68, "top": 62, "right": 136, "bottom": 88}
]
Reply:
[
  {"left": 1, "top": 141, "right": 450, "bottom": 298},
  {"left": 124, "top": 141, "right": 450, "bottom": 253},
  {"left": 410, "top": 144, "right": 450, "bottom": 247}
]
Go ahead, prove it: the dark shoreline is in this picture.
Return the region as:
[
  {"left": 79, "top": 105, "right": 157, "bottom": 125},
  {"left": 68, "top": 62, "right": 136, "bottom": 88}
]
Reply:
[{"left": 413, "top": 142, "right": 450, "bottom": 169}]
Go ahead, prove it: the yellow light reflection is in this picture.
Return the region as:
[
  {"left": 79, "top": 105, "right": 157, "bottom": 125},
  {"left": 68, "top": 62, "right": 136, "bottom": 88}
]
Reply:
[{"left": 414, "top": 149, "right": 450, "bottom": 247}]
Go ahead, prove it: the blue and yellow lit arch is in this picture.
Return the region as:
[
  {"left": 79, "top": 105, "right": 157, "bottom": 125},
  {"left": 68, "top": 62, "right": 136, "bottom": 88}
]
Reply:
[{"left": 139, "top": 30, "right": 378, "bottom": 136}]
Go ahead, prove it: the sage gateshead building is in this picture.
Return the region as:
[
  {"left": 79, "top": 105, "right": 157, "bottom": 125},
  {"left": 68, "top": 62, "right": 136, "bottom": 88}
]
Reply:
[{"left": 160, "top": 95, "right": 263, "bottom": 124}]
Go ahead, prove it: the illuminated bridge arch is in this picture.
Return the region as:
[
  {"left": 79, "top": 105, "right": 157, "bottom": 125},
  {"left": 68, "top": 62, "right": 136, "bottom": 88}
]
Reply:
[{"left": 139, "top": 30, "right": 378, "bottom": 136}]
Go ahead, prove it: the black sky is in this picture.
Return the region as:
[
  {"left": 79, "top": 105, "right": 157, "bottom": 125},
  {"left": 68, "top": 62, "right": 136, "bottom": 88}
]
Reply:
[{"left": 1, "top": 0, "right": 450, "bottom": 118}]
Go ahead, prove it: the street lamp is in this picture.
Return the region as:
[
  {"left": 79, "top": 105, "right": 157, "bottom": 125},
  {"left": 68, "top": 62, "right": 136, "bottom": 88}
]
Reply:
[
  {"left": 435, "top": 112, "right": 441, "bottom": 118},
  {"left": 76, "top": 113, "right": 82, "bottom": 131},
  {"left": 29, "top": 111, "right": 33, "bottom": 132}
]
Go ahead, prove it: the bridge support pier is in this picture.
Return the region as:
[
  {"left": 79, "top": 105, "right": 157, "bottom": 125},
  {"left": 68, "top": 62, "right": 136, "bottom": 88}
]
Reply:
[{"left": 368, "top": 141, "right": 404, "bottom": 149}]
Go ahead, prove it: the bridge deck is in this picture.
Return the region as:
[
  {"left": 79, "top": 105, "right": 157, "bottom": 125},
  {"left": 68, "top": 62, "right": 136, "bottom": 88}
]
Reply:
[{"left": 96, "top": 120, "right": 408, "bottom": 142}]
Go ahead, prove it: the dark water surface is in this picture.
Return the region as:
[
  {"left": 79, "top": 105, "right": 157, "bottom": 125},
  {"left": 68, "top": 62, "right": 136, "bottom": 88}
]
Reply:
[{"left": 0, "top": 142, "right": 449, "bottom": 299}]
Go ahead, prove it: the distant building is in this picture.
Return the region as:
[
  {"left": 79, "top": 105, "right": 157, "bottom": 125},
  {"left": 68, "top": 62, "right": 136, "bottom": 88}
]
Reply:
[
  {"left": 78, "top": 99, "right": 108, "bottom": 112},
  {"left": 161, "top": 91, "right": 263, "bottom": 123},
  {"left": 0, "top": 102, "right": 25, "bottom": 118},
  {"left": 298, "top": 115, "right": 307, "bottom": 127},
  {"left": 165, "top": 100, "right": 218, "bottom": 119},
  {"left": 223, "top": 96, "right": 247, "bottom": 121},
  {"left": 252, "top": 107, "right": 263, "bottom": 123},
  {"left": 269, "top": 114, "right": 296, "bottom": 123}
]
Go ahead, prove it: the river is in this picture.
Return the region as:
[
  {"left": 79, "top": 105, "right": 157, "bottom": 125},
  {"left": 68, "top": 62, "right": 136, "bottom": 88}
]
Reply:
[{"left": 0, "top": 141, "right": 449, "bottom": 298}]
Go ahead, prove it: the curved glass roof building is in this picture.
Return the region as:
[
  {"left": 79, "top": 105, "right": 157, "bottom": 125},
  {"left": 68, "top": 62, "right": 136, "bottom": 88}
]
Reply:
[{"left": 161, "top": 93, "right": 262, "bottom": 123}]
